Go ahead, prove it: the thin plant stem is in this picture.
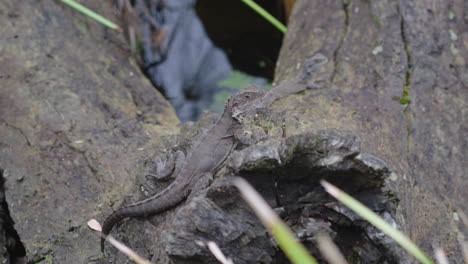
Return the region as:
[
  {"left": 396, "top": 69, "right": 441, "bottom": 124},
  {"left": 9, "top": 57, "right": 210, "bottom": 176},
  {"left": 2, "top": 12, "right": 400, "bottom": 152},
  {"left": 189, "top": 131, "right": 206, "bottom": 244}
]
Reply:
[
  {"left": 321, "top": 181, "right": 435, "bottom": 264},
  {"left": 59, "top": 0, "right": 122, "bottom": 32},
  {"left": 234, "top": 177, "right": 317, "bottom": 264},
  {"left": 241, "top": 0, "right": 287, "bottom": 33}
]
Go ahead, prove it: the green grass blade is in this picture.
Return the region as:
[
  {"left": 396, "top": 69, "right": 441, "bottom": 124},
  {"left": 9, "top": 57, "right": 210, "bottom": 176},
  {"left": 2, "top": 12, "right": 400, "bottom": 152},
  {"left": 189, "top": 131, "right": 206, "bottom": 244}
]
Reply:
[
  {"left": 321, "top": 181, "right": 435, "bottom": 264},
  {"left": 241, "top": 0, "right": 287, "bottom": 33},
  {"left": 234, "top": 178, "right": 317, "bottom": 264},
  {"left": 272, "top": 222, "right": 319, "bottom": 264},
  {"left": 59, "top": 0, "right": 121, "bottom": 31}
]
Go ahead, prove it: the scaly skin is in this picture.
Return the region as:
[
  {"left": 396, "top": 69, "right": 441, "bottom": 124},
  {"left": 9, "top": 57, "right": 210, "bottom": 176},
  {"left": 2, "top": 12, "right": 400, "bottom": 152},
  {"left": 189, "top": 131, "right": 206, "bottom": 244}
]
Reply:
[
  {"left": 101, "top": 54, "right": 328, "bottom": 251},
  {"left": 101, "top": 87, "right": 265, "bottom": 251}
]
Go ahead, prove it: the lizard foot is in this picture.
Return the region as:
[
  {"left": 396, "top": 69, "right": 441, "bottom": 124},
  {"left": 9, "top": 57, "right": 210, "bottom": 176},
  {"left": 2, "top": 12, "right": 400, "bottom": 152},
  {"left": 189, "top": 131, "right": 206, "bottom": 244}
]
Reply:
[
  {"left": 187, "top": 172, "right": 213, "bottom": 200},
  {"left": 142, "top": 150, "right": 185, "bottom": 194}
]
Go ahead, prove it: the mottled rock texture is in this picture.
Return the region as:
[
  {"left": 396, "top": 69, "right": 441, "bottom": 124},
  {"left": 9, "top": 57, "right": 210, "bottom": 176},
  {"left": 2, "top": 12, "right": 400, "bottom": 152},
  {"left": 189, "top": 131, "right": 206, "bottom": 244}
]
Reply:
[{"left": 0, "top": 0, "right": 466, "bottom": 263}]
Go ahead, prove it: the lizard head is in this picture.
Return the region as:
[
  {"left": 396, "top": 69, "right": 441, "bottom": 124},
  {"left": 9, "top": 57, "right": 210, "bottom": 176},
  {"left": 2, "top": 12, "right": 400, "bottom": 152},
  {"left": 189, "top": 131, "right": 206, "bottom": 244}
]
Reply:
[{"left": 226, "top": 85, "right": 265, "bottom": 120}]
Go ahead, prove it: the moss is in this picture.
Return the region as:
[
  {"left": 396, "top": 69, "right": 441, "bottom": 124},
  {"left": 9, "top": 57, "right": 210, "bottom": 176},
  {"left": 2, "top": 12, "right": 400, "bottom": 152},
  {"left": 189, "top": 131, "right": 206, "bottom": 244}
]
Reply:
[
  {"left": 34, "top": 254, "right": 53, "bottom": 264},
  {"left": 370, "top": 15, "right": 382, "bottom": 27},
  {"left": 399, "top": 85, "right": 411, "bottom": 105},
  {"left": 384, "top": 191, "right": 400, "bottom": 206}
]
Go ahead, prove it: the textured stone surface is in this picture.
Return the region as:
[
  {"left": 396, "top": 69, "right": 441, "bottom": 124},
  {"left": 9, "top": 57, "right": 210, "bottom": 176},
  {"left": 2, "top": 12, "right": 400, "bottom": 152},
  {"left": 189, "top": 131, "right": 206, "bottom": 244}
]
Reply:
[
  {"left": 1, "top": 0, "right": 465, "bottom": 263},
  {"left": 275, "top": 0, "right": 467, "bottom": 261},
  {"left": 0, "top": 0, "right": 178, "bottom": 262}
]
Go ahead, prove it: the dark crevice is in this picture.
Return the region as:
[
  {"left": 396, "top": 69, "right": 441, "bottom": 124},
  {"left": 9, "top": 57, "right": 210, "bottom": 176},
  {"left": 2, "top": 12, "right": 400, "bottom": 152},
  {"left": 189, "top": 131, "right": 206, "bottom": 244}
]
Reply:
[
  {"left": 0, "top": 168, "right": 27, "bottom": 263},
  {"left": 398, "top": 5, "right": 413, "bottom": 153},
  {"left": 331, "top": 0, "right": 350, "bottom": 83},
  {"left": 238, "top": 145, "right": 409, "bottom": 262},
  {"left": 74, "top": 149, "right": 99, "bottom": 176},
  {"left": 0, "top": 120, "right": 32, "bottom": 147},
  {"left": 127, "top": 87, "right": 140, "bottom": 109},
  {"left": 400, "top": 14, "right": 413, "bottom": 92}
]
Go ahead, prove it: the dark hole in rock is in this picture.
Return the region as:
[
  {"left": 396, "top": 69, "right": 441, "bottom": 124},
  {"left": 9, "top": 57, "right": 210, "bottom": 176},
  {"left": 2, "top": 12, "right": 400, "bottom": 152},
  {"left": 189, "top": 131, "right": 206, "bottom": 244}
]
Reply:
[
  {"left": 0, "top": 168, "right": 27, "bottom": 264},
  {"left": 160, "top": 130, "right": 413, "bottom": 263},
  {"left": 244, "top": 165, "right": 403, "bottom": 263},
  {"left": 196, "top": 0, "right": 284, "bottom": 79}
]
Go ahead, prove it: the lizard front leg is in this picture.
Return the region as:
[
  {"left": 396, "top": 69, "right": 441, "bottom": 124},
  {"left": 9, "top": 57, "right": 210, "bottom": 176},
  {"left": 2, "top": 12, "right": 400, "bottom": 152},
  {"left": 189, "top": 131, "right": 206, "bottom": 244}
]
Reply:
[
  {"left": 301, "top": 53, "right": 328, "bottom": 89},
  {"left": 234, "top": 124, "right": 269, "bottom": 146}
]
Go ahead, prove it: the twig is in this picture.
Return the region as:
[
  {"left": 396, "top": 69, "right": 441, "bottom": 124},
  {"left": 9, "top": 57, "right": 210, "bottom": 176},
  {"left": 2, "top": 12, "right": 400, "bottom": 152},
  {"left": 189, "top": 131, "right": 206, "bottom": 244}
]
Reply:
[{"left": 87, "top": 219, "right": 153, "bottom": 264}]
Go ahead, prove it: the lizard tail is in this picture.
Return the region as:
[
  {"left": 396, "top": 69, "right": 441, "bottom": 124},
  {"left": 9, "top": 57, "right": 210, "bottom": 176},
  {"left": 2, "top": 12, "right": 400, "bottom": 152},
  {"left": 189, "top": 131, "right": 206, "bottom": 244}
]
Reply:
[{"left": 101, "top": 206, "right": 141, "bottom": 252}]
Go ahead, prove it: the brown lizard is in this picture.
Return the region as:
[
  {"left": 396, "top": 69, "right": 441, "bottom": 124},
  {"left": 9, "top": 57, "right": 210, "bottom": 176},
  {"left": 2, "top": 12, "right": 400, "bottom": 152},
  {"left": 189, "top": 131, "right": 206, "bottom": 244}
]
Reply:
[
  {"left": 101, "top": 87, "right": 265, "bottom": 251},
  {"left": 100, "top": 53, "right": 328, "bottom": 251}
]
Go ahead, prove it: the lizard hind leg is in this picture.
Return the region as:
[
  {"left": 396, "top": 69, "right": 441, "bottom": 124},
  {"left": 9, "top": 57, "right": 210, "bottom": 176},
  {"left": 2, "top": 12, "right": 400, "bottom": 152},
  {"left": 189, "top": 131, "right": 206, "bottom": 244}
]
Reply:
[
  {"left": 306, "top": 79, "right": 321, "bottom": 89},
  {"left": 187, "top": 172, "right": 213, "bottom": 200},
  {"left": 142, "top": 150, "right": 186, "bottom": 194},
  {"left": 153, "top": 150, "right": 186, "bottom": 180}
]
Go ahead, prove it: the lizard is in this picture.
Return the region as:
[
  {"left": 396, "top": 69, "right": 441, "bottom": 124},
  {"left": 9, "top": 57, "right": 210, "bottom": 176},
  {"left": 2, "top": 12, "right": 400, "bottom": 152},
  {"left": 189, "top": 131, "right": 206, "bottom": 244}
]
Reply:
[
  {"left": 101, "top": 86, "right": 265, "bottom": 251},
  {"left": 100, "top": 53, "right": 328, "bottom": 251}
]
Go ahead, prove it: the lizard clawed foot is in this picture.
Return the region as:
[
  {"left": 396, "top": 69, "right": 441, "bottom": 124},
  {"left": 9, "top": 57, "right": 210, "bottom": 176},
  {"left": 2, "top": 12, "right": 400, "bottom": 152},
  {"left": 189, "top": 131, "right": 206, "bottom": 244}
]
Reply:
[
  {"left": 302, "top": 53, "right": 328, "bottom": 77},
  {"left": 303, "top": 53, "right": 328, "bottom": 89},
  {"left": 187, "top": 172, "right": 213, "bottom": 200},
  {"left": 306, "top": 79, "right": 322, "bottom": 89}
]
